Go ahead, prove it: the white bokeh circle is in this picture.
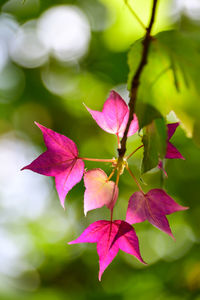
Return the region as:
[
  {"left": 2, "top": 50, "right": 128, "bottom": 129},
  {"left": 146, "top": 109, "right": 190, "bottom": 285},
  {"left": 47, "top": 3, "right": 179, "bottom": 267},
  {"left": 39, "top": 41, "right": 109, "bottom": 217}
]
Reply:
[{"left": 37, "top": 5, "right": 91, "bottom": 62}]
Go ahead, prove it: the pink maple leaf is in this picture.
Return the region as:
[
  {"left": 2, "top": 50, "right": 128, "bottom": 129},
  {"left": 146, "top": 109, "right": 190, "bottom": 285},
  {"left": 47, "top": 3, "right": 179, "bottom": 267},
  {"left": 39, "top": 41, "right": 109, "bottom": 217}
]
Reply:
[
  {"left": 166, "top": 123, "right": 185, "bottom": 159},
  {"left": 68, "top": 220, "right": 146, "bottom": 280},
  {"left": 85, "top": 90, "right": 139, "bottom": 138},
  {"left": 158, "top": 122, "right": 185, "bottom": 175},
  {"left": 126, "top": 189, "right": 188, "bottom": 238},
  {"left": 84, "top": 168, "right": 118, "bottom": 215},
  {"left": 21, "top": 122, "right": 84, "bottom": 208}
]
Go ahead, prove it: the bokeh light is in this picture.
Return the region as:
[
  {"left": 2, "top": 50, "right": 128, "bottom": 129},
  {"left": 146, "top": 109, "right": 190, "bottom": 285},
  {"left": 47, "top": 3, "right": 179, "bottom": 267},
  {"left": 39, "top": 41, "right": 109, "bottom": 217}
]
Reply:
[
  {"left": 171, "top": 0, "right": 200, "bottom": 21},
  {"left": 37, "top": 6, "right": 91, "bottom": 62},
  {"left": 10, "top": 20, "right": 48, "bottom": 68}
]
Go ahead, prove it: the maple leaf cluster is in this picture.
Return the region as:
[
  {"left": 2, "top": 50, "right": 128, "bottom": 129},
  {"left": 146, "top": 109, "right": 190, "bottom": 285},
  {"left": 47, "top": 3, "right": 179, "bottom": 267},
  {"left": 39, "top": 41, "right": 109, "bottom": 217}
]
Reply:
[{"left": 22, "top": 91, "right": 188, "bottom": 280}]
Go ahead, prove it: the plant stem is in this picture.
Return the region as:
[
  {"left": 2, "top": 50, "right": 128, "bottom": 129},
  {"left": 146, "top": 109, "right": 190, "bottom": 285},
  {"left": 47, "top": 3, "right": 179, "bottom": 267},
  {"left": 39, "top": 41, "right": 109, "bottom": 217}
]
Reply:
[
  {"left": 116, "top": 171, "right": 120, "bottom": 187},
  {"left": 106, "top": 168, "right": 116, "bottom": 181},
  {"left": 124, "top": 0, "right": 146, "bottom": 30},
  {"left": 126, "top": 144, "right": 144, "bottom": 160},
  {"left": 110, "top": 171, "right": 120, "bottom": 223},
  {"left": 118, "top": 0, "right": 159, "bottom": 159},
  {"left": 80, "top": 157, "right": 115, "bottom": 162},
  {"left": 126, "top": 166, "right": 144, "bottom": 193}
]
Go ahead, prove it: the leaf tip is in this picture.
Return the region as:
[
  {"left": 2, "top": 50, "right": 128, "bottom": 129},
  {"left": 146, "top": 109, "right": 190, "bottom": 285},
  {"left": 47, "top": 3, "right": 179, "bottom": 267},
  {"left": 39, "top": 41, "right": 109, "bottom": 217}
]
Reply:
[
  {"left": 142, "top": 259, "right": 148, "bottom": 265},
  {"left": 171, "top": 234, "right": 176, "bottom": 241},
  {"left": 84, "top": 208, "right": 88, "bottom": 216},
  {"left": 182, "top": 206, "right": 189, "bottom": 211},
  {"left": 98, "top": 271, "right": 102, "bottom": 281},
  {"left": 34, "top": 121, "right": 40, "bottom": 127},
  {"left": 83, "top": 103, "right": 89, "bottom": 111},
  {"left": 20, "top": 164, "right": 30, "bottom": 171},
  {"left": 60, "top": 199, "right": 66, "bottom": 210},
  {"left": 34, "top": 121, "right": 44, "bottom": 131}
]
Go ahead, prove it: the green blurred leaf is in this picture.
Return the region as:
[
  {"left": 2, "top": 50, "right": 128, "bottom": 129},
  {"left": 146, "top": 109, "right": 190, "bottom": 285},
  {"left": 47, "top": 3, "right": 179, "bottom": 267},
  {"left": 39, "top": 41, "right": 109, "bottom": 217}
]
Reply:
[
  {"left": 127, "top": 39, "right": 142, "bottom": 90},
  {"left": 193, "top": 120, "right": 200, "bottom": 148},
  {"left": 136, "top": 102, "right": 162, "bottom": 129},
  {"left": 156, "top": 30, "right": 200, "bottom": 92},
  {"left": 169, "top": 54, "right": 180, "bottom": 93},
  {"left": 142, "top": 118, "right": 167, "bottom": 173}
]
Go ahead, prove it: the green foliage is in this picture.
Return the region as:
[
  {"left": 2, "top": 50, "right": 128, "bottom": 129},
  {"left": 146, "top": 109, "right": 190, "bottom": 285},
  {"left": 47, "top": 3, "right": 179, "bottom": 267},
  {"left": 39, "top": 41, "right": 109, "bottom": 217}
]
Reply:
[
  {"left": 142, "top": 117, "right": 166, "bottom": 173},
  {"left": 136, "top": 102, "right": 163, "bottom": 129},
  {"left": 155, "top": 30, "right": 200, "bottom": 92},
  {"left": 193, "top": 120, "right": 200, "bottom": 148},
  {"left": 127, "top": 39, "right": 142, "bottom": 91},
  {"left": 127, "top": 28, "right": 200, "bottom": 142}
]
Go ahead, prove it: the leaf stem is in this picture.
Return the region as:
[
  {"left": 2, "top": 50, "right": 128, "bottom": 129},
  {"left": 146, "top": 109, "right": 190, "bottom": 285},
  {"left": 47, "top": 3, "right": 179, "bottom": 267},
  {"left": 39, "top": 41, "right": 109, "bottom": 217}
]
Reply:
[
  {"left": 110, "top": 170, "right": 120, "bottom": 223},
  {"left": 126, "top": 144, "right": 144, "bottom": 160},
  {"left": 124, "top": 0, "right": 146, "bottom": 30},
  {"left": 80, "top": 157, "right": 115, "bottom": 162},
  {"left": 118, "top": 0, "right": 159, "bottom": 159},
  {"left": 106, "top": 168, "right": 116, "bottom": 182},
  {"left": 116, "top": 171, "right": 120, "bottom": 187},
  {"left": 126, "top": 166, "right": 144, "bottom": 193},
  {"left": 117, "top": 133, "right": 121, "bottom": 149}
]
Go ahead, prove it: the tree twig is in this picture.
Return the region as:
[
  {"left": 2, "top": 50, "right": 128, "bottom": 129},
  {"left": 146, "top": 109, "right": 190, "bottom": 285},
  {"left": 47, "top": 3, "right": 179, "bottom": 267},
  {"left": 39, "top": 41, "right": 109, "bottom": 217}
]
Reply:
[
  {"left": 118, "top": 0, "right": 159, "bottom": 158},
  {"left": 124, "top": 0, "right": 146, "bottom": 30}
]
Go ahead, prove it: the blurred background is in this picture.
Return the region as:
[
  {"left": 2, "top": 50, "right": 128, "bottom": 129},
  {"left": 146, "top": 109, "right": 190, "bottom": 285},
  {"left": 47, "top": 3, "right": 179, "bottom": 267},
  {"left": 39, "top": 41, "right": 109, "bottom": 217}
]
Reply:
[{"left": 0, "top": 0, "right": 200, "bottom": 299}]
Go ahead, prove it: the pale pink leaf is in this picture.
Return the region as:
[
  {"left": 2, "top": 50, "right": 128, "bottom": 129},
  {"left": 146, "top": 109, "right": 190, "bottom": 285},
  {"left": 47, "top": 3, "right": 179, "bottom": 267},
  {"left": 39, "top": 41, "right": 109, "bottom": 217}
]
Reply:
[{"left": 84, "top": 168, "right": 118, "bottom": 215}]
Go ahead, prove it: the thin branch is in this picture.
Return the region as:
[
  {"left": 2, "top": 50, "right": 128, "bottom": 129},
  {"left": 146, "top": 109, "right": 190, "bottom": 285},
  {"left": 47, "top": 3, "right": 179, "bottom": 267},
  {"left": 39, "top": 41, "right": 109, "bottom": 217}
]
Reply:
[
  {"left": 126, "top": 166, "right": 144, "bottom": 193},
  {"left": 126, "top": 144, "right": 144, "bottom": 160},
  {"left": 110, "top": 171, "right": 120, "bottom": 223},
  {"left": 106, "top": 168, "right": 116, "bottom": 182},
  {"left": 80, "top": 157, "right": 115, "bottom": 162},
  {"left": 118, "top": 0, "right": 159, "bottom": 158},
  {"left": 124, "top": 0, "right": 146, "bottom": 30}
]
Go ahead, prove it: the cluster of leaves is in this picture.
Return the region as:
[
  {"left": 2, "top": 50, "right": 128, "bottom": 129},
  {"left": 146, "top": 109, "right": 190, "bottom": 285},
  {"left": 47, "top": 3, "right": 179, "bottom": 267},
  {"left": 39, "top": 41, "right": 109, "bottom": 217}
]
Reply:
[
  {"left": 22, "top": 91, "right": 188, "bottom": 280},
  {"left": 129, "top": 29, "right": 200, "bottom": 145}
]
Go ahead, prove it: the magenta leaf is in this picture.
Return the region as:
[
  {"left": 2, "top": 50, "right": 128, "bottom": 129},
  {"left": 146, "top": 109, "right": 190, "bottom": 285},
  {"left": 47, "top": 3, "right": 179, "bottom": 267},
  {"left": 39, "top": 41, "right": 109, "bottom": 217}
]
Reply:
[
  {"left": 68, "top": 220, "right": 146, "bottom": 280},
  {"left": 84, "top": 168, "right": 118, "bottom": 215},
  {"left": 85, "top": 90, "right": 139, "bottom": 137},
  {"left": 158, "top": 123, "right": 185, "bottom": 175},
  {"left": 158, "top": 161, "right": 168, "bottom": 177},
  {"left": 126, "top": 189, "right": 189, "bottom": 238},
  {"left": 21, "top": 122, "right": 84, "bottom": 208},
  {"left": 166, "top": 123, "right": 185, "bottom": 159}
]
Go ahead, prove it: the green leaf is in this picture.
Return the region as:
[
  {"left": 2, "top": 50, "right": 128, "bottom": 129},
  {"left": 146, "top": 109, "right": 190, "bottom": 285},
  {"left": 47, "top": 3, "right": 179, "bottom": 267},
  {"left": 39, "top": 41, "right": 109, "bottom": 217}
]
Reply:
[
  {"left": 142, "top": 118, "right": 167, "bottom": 174},
  {"left": 193, "top": 120, "right": 200, "bottom": 148},
  {"left": 156, "top": 30, "right": 200, "bottom": 92},
  {"left": 169, "top": 54, "right": 180, "bottom": 93},
  {"left": 127, "top": 39, "right": 143, "bottom": 91},
  {"left": 136, "top": 102, "right": 162, "bottom": 129}
]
